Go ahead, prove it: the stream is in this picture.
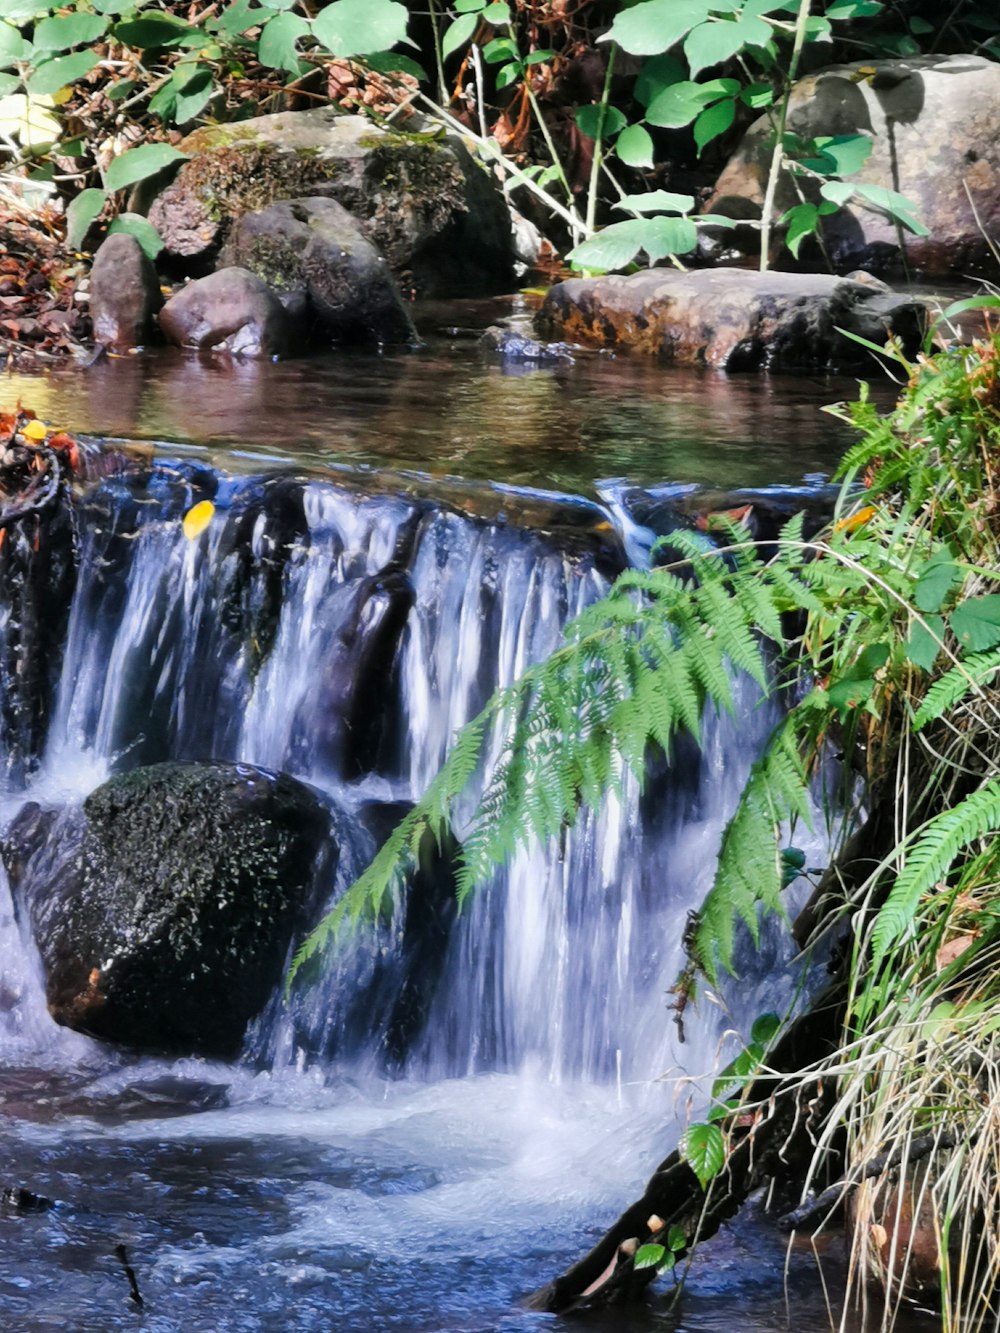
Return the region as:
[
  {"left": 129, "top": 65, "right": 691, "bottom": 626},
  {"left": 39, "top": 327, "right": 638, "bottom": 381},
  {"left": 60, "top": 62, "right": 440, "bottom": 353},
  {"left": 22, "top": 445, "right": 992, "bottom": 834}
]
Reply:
[{"left": 0, "top": 301, "right": 932, "bottom": 1332}]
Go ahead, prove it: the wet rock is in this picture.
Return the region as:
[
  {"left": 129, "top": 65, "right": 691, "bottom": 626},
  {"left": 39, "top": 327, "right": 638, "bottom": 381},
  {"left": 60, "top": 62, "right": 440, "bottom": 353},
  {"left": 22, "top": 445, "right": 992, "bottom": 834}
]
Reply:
[
  {"left": 705, "top": 54, "right": 1000, "bottom": 276},
  {"left": 2, "top": 762, "right": 332, "bottom": 1057},
  {"left": 88, "top": 234, "right": 163, "bottom": 350},
  {"left": 1, "top": 1187, "right": 55, "bottom": 1214},
  {"left": 480, "top": 325, "right": 574, "bottom": 364},
  {"left": 219, "top": 197, "right": 416, "bottom": 345},
  {"left": 147, "top": 110, "right": 514, "bottom": 297},
  {"left": 312, "top": 562, "right": 416, "bottom": 780},
  {"left": 537, "top": 267, "right": 925, "bottom": 371},
  {"left": 158, "top": 267, "right": 293, "bottom": 358}
]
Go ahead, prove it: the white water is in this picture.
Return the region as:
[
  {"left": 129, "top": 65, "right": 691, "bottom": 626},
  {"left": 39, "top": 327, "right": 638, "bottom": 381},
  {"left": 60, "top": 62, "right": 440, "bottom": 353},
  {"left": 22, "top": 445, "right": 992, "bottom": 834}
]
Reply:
[{"left": 0, "top": 458, "right": 820, "bottom": 1331}]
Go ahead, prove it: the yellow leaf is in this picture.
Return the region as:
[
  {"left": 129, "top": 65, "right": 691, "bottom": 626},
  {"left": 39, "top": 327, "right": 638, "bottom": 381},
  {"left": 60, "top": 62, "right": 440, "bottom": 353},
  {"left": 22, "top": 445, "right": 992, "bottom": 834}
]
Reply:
[
  {"left": 182, "top": 499, "right": 215, "bottom": 540},
  {"left": 21, "top": 419, "right": 47, "bottom": 441},
  {"left": 834, "top": 504, "right": 877, "bottom": 534}
]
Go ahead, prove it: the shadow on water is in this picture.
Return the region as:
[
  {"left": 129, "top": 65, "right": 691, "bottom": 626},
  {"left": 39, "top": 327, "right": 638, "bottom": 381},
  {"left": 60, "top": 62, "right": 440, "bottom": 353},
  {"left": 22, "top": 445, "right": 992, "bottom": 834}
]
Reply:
[{"left": 1, "top": 297, "right": 896, "bottom": 495}]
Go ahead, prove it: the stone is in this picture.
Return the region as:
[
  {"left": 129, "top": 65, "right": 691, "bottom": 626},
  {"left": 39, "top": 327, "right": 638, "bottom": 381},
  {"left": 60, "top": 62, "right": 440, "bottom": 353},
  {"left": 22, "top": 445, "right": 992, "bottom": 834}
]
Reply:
[
  {"left": 88, "top": 233, "right": 162, "bottom": 349},
  {"left": 536, "top": 267, "right": 926, "bottom": 371},
  {"left": 219, "top": 197, "right": 416, "bottom": 345},
  {"left": 158, "top": 267, "right": 293, "bottom": 358},
  {"left": 2, "top": 761, "right": 332, "bottom": 1057},
  {"left": 147, "top": 110, "right": 515, "bottom": 297},
  {"left": 705, "top": 54, "right": 1000, "bottom": 276}
]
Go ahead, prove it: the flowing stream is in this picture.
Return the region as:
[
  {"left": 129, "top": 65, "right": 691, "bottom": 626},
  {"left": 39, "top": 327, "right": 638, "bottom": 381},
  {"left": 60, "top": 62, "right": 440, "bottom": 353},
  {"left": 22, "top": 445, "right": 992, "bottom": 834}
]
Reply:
[{"left": 0, "top": 309, "right": 927, "bottom": 1332}]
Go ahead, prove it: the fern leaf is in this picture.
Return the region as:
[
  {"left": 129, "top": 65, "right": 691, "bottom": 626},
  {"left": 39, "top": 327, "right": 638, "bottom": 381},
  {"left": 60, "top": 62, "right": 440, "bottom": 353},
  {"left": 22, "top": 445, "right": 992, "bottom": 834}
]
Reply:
[
  {"left": 871, "top": 779, "right": 1000, "bottom": 964},
  {"left": 912, "top": 647, "right": 1000, "bottom": 731}
]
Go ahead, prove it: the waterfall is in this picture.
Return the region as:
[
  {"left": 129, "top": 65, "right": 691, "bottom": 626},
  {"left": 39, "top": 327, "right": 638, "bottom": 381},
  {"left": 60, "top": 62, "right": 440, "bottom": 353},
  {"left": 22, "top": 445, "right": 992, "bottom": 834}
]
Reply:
[{"left": 1, "top": 454, "right": 806, "bottom": 1089}]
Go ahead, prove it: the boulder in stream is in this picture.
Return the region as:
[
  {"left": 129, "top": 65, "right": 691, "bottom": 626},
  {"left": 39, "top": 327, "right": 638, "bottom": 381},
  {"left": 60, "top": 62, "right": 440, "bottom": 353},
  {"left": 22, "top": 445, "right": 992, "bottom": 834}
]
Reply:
[
  {"left": 147, "top": 110, "right": 515, "bottom": 298},
  {"left": 537, "top": 267, "right": 925, "bottom": 370},
  {"left": 705, "top": 54, "right": 1000, "bottom": 276},
  {"left": 159, "top": 267, "right": 294, "bottom": 358},
  {"left": 219, "top": 197, "right": 416, "bottom": 346},
  {"left": 2, "top": 761, "right": 332, "bottom": 1057},
  {"left": 88, "top": 233, "right": 163, "bottom": 350}
]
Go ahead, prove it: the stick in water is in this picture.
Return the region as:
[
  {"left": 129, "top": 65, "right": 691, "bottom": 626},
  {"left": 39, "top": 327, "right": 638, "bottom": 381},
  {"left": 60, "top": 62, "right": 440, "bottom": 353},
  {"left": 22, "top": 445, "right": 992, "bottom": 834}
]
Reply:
[{"left": 113, "top": 1243, "right": 144, "bottom": 1309}]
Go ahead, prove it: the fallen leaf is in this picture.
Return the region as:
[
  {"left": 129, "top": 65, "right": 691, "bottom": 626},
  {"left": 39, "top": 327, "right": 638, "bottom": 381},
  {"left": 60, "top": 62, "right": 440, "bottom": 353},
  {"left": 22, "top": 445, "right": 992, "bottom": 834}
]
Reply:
[
  {"left": 182, "top": 499, "right": 215, "bottom": 540},
  {"left": 936, "top": 934, "right": 977, "bottom": 971},
  {"left": 20, "top": 418, "right": 47, "bottom": 441}
]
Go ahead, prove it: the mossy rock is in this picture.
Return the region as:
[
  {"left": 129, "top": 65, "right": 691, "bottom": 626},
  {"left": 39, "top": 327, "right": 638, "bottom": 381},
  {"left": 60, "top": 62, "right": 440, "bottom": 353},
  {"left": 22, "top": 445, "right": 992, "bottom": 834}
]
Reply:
[
  {"left": 148, "top": 109, "right": 514, "bottom": 298},
  {"left": 3, "top": 761, "right": 333, "bottom": 1057}
]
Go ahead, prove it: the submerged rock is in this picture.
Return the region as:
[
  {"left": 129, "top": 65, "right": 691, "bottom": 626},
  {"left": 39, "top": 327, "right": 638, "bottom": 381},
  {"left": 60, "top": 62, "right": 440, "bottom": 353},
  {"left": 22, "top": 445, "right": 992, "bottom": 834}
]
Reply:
[
  {"left": 148, "top": 110, "right": 514, "bottom": 297},
  {"left": 479, "top": 325, "right": 575, "bottom": 364},
  {"left": 219, "top": 197, "right": 416, "bottom": 345},
  {"left": 3, "top": 761, "right": 331, "bottom": 1057},
  {"left": 706, "top": 54, "right": 1000, "bottom": 276},
  {"left": 159, "top": 267, "right": 293, "bottom": 358},
  {"left": 537, "top": 267, "right": 925, "bottom": 370},
  {"left": 89, "top": 233, "right": 162, "bottom": 350}
]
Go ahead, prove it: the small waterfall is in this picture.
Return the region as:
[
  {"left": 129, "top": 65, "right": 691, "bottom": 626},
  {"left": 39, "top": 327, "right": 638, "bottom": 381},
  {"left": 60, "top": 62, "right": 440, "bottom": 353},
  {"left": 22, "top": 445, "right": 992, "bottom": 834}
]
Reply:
[{"left": 1, "top": 454, "right": 807, "bottom": 1090}]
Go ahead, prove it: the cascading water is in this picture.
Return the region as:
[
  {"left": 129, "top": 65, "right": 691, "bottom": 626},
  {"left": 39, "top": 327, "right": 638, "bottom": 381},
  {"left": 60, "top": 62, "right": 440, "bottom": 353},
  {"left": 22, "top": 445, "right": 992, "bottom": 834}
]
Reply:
[{"left": 0, "top": 447, "right": 822, "bottom": 1332}]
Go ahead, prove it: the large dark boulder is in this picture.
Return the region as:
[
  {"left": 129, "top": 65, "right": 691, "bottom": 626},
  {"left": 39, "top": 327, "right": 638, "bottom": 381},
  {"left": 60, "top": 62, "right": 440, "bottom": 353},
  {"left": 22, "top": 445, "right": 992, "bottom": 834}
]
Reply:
[
  {"left": 219, "top": 197, "right": 416, "bottom": 345},
  {"left": 146, "top": 110, "right": 515, "bottom": 297},
  {"left": 537, "top": 267, "right": 926, "bottom": 371},
  {"left": 3, "top": 761, "right": 332, "bottom": 1056}
]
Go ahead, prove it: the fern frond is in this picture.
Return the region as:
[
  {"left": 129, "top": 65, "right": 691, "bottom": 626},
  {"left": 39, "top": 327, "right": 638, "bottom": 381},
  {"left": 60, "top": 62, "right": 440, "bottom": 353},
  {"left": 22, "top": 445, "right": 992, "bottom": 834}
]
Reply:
[
  {"left": 692, "top": 719, "right": 810, "bottom": 984},
  {"left": 871, "top": 779, "right": 1000, "bottom": 965},
  {"left": 913, "top": 648, "right": 1000, "bottom": 731}
]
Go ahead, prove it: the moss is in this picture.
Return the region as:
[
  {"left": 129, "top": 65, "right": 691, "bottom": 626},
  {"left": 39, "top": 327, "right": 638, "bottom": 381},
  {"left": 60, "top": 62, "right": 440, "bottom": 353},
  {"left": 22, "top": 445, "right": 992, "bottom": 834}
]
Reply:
[{"left": 177, "top": 141, "right": 348, "bottom": 227}]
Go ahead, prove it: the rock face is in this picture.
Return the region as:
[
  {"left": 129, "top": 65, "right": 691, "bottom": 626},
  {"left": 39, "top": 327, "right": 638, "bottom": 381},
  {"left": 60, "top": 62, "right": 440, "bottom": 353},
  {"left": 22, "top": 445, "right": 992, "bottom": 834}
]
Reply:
[
  {"left": 219, "top": 197, "right": 416, "bottom": 345},
  {"left": 3, "top": 762, "right": 331, "bottom": 1056},
  {"left": 706, "top": 54, "right": 1000, "bottom": 276},
  {"left": 148, "top": 110, "right": 514, "bottom": 297},
  {"left": 537, "top": 267, "right": 925, "bottom": 370},
  {"left": 158, "top": 267, "right": 293, "bottom": 357},
  {"left": 89, "top": 233, "right": 163, "bottom": 349}
]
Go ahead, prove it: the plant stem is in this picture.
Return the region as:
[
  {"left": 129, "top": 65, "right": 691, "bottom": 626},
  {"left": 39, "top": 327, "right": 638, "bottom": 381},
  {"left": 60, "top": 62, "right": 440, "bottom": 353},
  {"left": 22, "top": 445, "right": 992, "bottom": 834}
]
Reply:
[
  {"left": 426, "top": 0, "right": 448, "bottom": 106},
  {"left": 585, "top": 43, "right": 616, "bottom": 236},
  {"left": 759, "top": 0, "right": 812, "bottom": 272}
]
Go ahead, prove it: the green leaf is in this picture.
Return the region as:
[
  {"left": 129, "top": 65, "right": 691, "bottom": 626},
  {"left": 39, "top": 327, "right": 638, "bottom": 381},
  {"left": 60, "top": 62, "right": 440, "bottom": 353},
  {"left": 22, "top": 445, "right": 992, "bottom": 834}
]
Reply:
[
  {"left": 566, "top": 220, "right": 646, "bottom": 272},
  {"left": 633, "top": 1242, "right": 667, "bottom": 1271},
  {"left": 66, "top": 186, "right": 107, "bottom": 249},
  {"left": 0, "top": 0, "right": 50, "bottom": 19},
  {"left": 613, "top": 189, "right": 695, "bottom": 214},
  {"left": 482, "top": 0, "right": 509, "bottom": 21},
  {"left": 799, "top": 132, "right": 872, "bottom": 176},
  {"left": 0, "top": 71, "right": 18, "bottom": 94},
  {"left": 113, "top": 13, "right": 193, "bottom": 47},
  {"left": 914, "top": 552, "right": 962, "bottom": 613},
  {"left": 693, "top": 95, "right": 735, "bottom": 152},
  {"left": 684, "top": 14, "right": 773, "bottom": 76},
  {"left": 363, "top": 50, "right": 427, "bottom": 81},
  {"left": 105, "top": 141, "right": 188, "bottom": 191},
  {"left": 524, "top": 48, "right": 556, "bottom": 65},
  {"left": 494, "top": 61, "right": 521, "bottom": 90},
  {"left": 441, "top": 11, "right": 477, "bottom": 59},
  {"left": 682, "top": 1121, "right": 726, "bottom": 1188},
  {"left": 213, "top": 0, "right": 256, "bottom": 37},
  {"left": 259, "top": 11, "right": 309, "bottom": 74},
  {"left": 454, "top": 0, "right": 485, "bottom": 11},
  {"left": 781, "top": 201, "right": 818, "bottom": 258},
  {"left": 312, "top": 0, "right": 409, "bottom": 59},
  {"left": 751, "top": 1010, "right": 781, "bottom": 1045},
  {"left": 106, "top": 77, "right": 137, "bottom": 101},
  {"left": 26, "top": 50, "right": 98, "bottom": 95},
  {"left": 574, "top": 103, "right": 626, "bottom": 139},
  {"left": 645, "top": 79, "right": 710, "bottom": 128},
  {"left": 740, "top": 80, "right": 773, "bottom": 108},
  {"left": 0, "top": 18, "right": 25, "bottom": 67},
  {"left": 615, "top": 122, "right": 655, "bottom": 168},
  {"left": 951, "top": 595, "right": 1000, "bottom": 653},
  {"left": 173, "top": 65, "right": 215, "bottom": 121},
  {"left": 33, "top": 12, "right": 108, "bottom": 51},
  {"left": 107, "top": 212, "right": 165, "bottom": 260},
  {"left": 904, "top": 614, "right": 945, "bottom": 673},
  {"left": 482, "top": 34, "right": 517, "bottom": 62},
  {"left": 667, "top": 1224, "right": 687, "bottom": 1251},
  {"left": 602, "top": 0, "right": 716, "bottom": 57},
  {"left": 635, "top": 53, "right": 685, "bottom": 108}
]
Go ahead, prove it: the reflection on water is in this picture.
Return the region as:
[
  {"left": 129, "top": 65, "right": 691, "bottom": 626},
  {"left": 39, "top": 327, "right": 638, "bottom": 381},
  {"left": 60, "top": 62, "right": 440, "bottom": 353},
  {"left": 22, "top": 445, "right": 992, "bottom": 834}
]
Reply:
[{"left": 2, "top": 298, "right": 895, "bottom": 494}]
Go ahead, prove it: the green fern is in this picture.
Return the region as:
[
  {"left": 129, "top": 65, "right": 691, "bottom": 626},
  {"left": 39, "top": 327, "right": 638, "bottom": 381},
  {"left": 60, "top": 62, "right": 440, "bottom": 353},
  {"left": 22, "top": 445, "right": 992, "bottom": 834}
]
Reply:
[
  {"left": 870, "top": 779, "right": 1000, "bottom": 966},
  {"left": 912, "top": 647, "right": 1000, "bottom": 731}
]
